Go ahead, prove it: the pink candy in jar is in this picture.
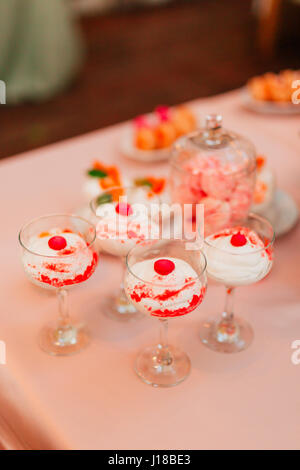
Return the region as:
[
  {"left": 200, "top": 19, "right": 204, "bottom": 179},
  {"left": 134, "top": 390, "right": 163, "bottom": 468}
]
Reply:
[{"left": 169, "top": 114, "right": 256, "bottom": 234}]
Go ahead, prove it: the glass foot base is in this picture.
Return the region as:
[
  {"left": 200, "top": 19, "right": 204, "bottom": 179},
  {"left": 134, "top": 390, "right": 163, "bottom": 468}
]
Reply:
[
  {"left": 135, "top": 345, "right": 191, "bottom": 387},
  {"left": 39, "top": 323, "right": 90, "bottom": 356},
  {"left": 199, "top": 316, "right": 254, "bottom": 353},
  {"left": 102, "top": 294, "right": 143, "bottom": 322}
]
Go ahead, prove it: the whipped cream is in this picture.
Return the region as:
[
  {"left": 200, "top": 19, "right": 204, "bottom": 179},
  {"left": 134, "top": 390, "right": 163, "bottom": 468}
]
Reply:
[
  {"left": 96, "top": 202, "right": 160, "bottom": 257},
  {"left": 83, "top": 178, "right": 103, "bottom": 202},
  {"left": 124, "top": 257, "right": 206, "bottom": 317},
  {"left": 204, "top": 228, "right": 272, "bottom": 286},
  {"left": 22, "top": 230, "right": 97, "bottom": 288}
]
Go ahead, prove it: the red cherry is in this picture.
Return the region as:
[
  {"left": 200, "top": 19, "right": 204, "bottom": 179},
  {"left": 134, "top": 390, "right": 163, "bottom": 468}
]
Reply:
[
  {"left": 116, "top": 203, "right": 133, "bottom": 216},
  {"left": 48, "top": 236, "right": 67, "bottom": 251},
  {"left": 230, "top": 232, "right": 247, "bottom": 247},
  {"left": 154, "top": 259, "right": 175, "bottom": 276}
]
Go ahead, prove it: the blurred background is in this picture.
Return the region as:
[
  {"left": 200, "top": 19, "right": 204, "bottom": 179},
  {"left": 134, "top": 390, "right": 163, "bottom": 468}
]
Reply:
[{"left": 0, "top": 0, "right": 299, "bottom": 159}]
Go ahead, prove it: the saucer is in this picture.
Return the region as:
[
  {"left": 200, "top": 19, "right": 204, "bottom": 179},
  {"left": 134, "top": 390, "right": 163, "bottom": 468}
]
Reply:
[
  {"left": 261, "top": 189, "right": 299, "bottom": 236},
  {"left": 241, "top": 88, "right": 300, "bottom": 115}
]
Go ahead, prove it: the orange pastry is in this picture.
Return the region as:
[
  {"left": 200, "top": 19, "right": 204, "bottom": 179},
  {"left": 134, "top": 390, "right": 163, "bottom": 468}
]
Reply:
[
  {"left": 171, "top": 106, "right": 196, "bottom": 137},
  {"left": 248, "top": 70, "right": 300, "bottom": 102},
  {"left": 87, "top": 161, "right": 122, "bottom": 190},
  {"left": 154, "top": 122, "right": 177, "bottom": 148},
  {"left": 135, "top": 127, "right": 156, "bottom": 150}
]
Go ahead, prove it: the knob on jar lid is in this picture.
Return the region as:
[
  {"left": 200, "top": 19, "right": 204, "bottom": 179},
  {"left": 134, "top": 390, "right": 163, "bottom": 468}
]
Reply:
[
  {"left": 171, "top": 112, "right": 256, "bottom": 173},
  {"left": 205, "top": 114, "right": 222, "bottom": 130}
]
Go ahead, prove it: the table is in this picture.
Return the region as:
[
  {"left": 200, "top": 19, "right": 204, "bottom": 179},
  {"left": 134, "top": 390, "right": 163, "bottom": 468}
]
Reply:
[{"left": 0, "top": 90, "right": 299, "bottom": 450}]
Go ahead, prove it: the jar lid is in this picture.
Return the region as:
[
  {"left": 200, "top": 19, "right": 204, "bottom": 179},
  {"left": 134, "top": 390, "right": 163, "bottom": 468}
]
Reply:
[{"left": 171, "top": 114, "right": 256, "bottom": 174}]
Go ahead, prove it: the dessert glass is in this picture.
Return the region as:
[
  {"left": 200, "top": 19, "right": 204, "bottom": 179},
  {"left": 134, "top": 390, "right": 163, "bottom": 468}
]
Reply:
[
  {"left": 200, "top": 213, "right": 274, "bottom": 353},
  {"left": 90, "top": 185, "right": 161, "bottom": 321},
  {"left": 169, "top": 114, "right": 256, "bottom": 234},
  {"left": 19, "top": 214, "right": 98, "bottom": 356},
  {"left": 125, "top": 240, "right": 207, "bottom": 387}
]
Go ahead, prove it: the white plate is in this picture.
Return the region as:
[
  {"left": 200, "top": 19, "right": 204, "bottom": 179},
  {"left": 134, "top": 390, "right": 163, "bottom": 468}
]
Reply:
[
  {"left": 241, "top": 87, "right": 300, "bottom": 115},
  {"left": 120, "top": 110, "right": 203, "bottom": 163},
  {"left": 256, "top": 189, "right": 299, "bottom": 237}
]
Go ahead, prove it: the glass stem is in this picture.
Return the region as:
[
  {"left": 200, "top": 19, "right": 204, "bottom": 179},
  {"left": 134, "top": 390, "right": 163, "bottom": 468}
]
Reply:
[
  {"left": 215, "top": 287, "right": 239, "bottom": 343},
  {"left": 57, "top": 288, "right": 71, "bottom": 328},
  {"left": 120, "top": 256, "right": 126, "bottom": 291},
  {"left": 223, "top": 287, "right": 235, "bottom": 322},
  {"left": 115, "top": 257, "right": 137, "bottom": 315},
  {"left": 157, "top": 318, "right": 172, "bottom": 366}
]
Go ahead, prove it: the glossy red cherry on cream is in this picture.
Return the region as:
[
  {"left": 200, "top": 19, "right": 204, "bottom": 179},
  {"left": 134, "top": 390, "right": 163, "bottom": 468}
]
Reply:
[
  {"left": 116, "top": 202, "right": 133, "bottom": 216},
  {"left": 154, "top": 259, "right": 175, "bottom": 276},
  {"left": 48, "top": 236, "right": 67, "bottom": 251},
  {"left": 230, "top": 232, "right": 247, "bottom": 247}
]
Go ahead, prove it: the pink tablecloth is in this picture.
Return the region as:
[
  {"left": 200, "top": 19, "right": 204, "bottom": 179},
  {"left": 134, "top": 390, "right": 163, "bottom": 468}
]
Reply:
[{"left": 0, "top": 90, "right": 300, "bottom": 450}]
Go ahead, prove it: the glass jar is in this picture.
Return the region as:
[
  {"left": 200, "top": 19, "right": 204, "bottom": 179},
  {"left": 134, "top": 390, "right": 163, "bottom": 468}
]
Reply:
[{"left": 169, "top": 114, "right": 257, "bottom": 234}]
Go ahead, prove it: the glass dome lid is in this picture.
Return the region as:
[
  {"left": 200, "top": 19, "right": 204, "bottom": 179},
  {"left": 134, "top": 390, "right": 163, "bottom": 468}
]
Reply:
[{"left": 171, "top": 114, "right": 257, "bottom": 175}]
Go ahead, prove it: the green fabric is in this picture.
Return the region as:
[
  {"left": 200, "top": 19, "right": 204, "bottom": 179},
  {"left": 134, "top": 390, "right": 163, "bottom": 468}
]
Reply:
[{"left": 0, "top": 0, "right": 83, "bottom": 103}]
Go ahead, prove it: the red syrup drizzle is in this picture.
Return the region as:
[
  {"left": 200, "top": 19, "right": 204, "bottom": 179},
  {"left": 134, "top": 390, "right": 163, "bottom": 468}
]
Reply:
[
  {"left": 43, "top": 263, "right": 70, "bottom": 273},
  {"left": 130, "top": 281, "right": 205, "bottom": 318},
  {"left": 151, "top": 287, "right": 206, "bottom": 318},
  {"left": 212, "top": 226, "right": 271, "bottom": 258},
  {"left": 130, "top": 289, "right": 149, "bottom": 303},
  {"left": 59, "top": 246, "right": 77, "bottom": 256},
  {"left": 264, "top": 238, "right": 273, "bottom": 261},
  {"left": 130, "top": 278, "right": 193, "bottom": 303},
  {"left": 153, "top": 280, "right": 195, "bottom": 301},
  {"left": 211, "top": 227, "right": 244, "bottom": 240},
  {"left": 39, "top": 252, "right": 98, "bottom": 288},
  {"left": 127, "top": 230, "right": 138, "bottom": 239}
]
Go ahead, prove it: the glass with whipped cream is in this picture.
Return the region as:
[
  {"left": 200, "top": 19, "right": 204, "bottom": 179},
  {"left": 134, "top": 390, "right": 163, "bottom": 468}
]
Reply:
[
  {"left": 200, "top": 213, "right": 274, "bottom": 353},
  {"left": 19, "top": 214, "right": 98, "bottom": 356},
  {"left": 90, "top": 186, "right": 161, "bottom": 321},
  {"left": 169, "top": 114, "right": 256, "bottom": 234},
  {"left": 124, "top": 240, "right": 207, "bottom": 387}
]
